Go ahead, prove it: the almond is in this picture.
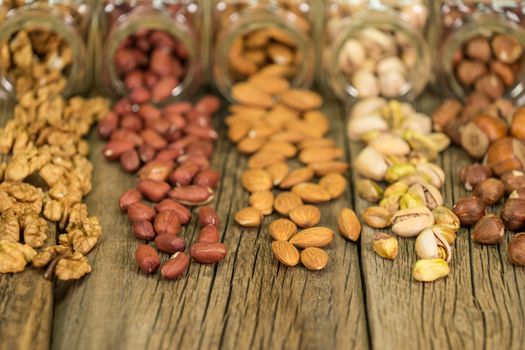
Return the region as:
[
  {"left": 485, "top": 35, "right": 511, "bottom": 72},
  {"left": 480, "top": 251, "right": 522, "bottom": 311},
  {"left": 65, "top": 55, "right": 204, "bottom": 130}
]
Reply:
[
  {"left": 289, "top": 205, "right": 321, "bottom": 228},
  {"left": 280, "top": 89, "right": 323, "bottom": 111},
  {"left": 268, "top": 219, "right": 297, "bottom": 240},
  {"left": 299, "top": 146, "right": 344, "bottom": 164},
  {"left": 241, "top": 169, "right": 273, "bottom": 193},
  {"left": 319, "top": 173, "right": 347, "bottom": 199},
  {"left": 237, "top": 136, "right": 267, "bottom": 154},
  {"left": 249, "top": 190, "right": 274, "bottom": 215},
  {"left": 270, "top": 130, "right": 305, "bottom": 143},
  {"left": 235, "top": 207, "right": 263, "bottom": 227},
  {"left": 338, "top": 208, "right": 361, "bottom": 241},
  {"left": 265, "top": 162, "right": 289, "bottom": 186},
  {"left": 260, "top": 141, "right": 297, "bottom": 158},
  {"left": 271, "top": 240, "right": 300, "bottom": 267},
  {"left": 289, "top": 227, "right": 334, "bottom": 248},
  {"left": 250, "top": 124, "right": 278, "bottom": 139},
  {"left": 304, "top": 111, "right": 330, "bottom": 136},
  {"left": 291, "top": 183, "right": 332, "bottom": 204},
  {"left": 274, "top": 191, "right": 303, "bottom": 215},
  {"left": 249, "top": 75, "right": 291, "bottom": 95},
  {"left": 309, "top": 161, "right": 350, "bottom": 176},
  {"left": 300, "top": 247, "right": 329, "bottom": 271},
  {"left": 229, "top": 104, "right": 266, "bottom": 118},
  {"left": 228, "top": 122, "right": 251, "bottom": 143},
  {"left": 286, "top": 120, "right": 327, "bottom": 139},
  {"left": 248, "top": 151, "right": 286, "bottom": 169},
  {"left": 279, "top": 167, "right": 314, "bottom": 189},
  {"left": 231, "top": 82, "right": 274, "bottom": 108}
]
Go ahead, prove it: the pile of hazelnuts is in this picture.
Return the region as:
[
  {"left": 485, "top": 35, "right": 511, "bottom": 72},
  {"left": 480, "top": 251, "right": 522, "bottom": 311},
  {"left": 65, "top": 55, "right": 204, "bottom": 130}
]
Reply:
[{"left": 432, "top": 103, "right": 525, "bottom": 265}]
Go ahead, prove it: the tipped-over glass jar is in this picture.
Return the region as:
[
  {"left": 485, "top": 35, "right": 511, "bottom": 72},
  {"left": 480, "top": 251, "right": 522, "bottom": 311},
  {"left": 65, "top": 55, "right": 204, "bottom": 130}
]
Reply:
[
  {"left": 0, "top": 0, "right": 92, "bottom": 98},
  {"left": 322, "top": 0, "right": 432, "bottom": 102},
  {"left": 212, "top": 0, "right": 315, "bottom": 100},
  {"left": 437, "top": 1, "right": 525, "bottom": 103},
  {"left": 98, "top": 0, "right": 203, "bottom": 104}
]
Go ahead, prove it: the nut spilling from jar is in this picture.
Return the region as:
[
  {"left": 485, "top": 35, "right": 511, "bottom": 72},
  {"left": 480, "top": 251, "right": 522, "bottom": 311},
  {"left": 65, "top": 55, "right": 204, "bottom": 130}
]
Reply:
[
  {"left": 226, "top": 72, "right": 352, "bottom": 271},
  {"left": 0, "top": 28, "right": 109, "bottom": 279},
  {"left": 99, "top": 95, "right": 227, "bottom": 278},
  {"left": 349, "top": 97, "right": 457, "bottom": 282}
]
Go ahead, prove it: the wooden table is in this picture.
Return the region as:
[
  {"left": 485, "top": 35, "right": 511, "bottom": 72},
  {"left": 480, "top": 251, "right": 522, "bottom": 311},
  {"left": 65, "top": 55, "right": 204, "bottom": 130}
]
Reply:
[{"left": 1, "top": 92, "right": 524, "bottom": 350}]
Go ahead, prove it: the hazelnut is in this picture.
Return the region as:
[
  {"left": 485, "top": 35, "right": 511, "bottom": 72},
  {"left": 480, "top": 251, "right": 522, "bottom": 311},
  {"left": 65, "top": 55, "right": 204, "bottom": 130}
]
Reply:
[
  {"left": 511, "top": 107, "right": 525, "bottom": 141},
  {"left": 473, "top": 178, "right": 505, "bottom": 205},
  {"left": 501, "top": 170, "right": 525, "bottom": 193},
  {"left": 510, "top": 188, "right": 525, "bottom": 200},
  {"left": 459, "top": 163, "right": 492, "bottom": 191},
  {"left": 466, "top": 36, "right": 492, "bottom": 62},
  {"left": 472, "top": 214, "right": 505, "bottom": 244},
  {"left": 491, "top": 34, "right": 523, "bottom": 64},
  {"left": 452, "top": 196, "right": 486, "bottom": 226},
  {"left": 508, "top": 233, "right": 525, "bottom": 266},
  {"left": 460, "top": 122, "right": 489, "bottom": 159},
  {"left": 471, "top": 114, "right": 507, "bottom": 143},
  {"left": 445, "top": 117, "right": 469, "bottom": 145},
  {"left": 431, "top": 99, "right": 462, "bottom": 132},
  {"left": 490, "top": 60, "right": 515, "bottom": 86},
  {"left": 486, "top": 137, "right": 525, "bottom": 176},
  {"left": 474, "top": 74, "right": 504, "bottom": 99},
  {"left": 457, "top": 60, "right": 487, "bottom": 86},
  {"left": 501, "top": 198, "right": 525, "bottom": 231}
]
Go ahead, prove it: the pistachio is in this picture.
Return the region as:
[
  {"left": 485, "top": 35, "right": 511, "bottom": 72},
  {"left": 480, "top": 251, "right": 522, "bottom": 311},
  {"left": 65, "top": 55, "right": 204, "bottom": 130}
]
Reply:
[
  {"left": 472, "top": 214, "right": 505, "bottom": 245},
  {"left": 427, "top": 133, "right": 451, "bottom": 153},
  {"left": 399, "top": 192, "right": 425, "bottom": 210},
  {"left": 369, "top": 133, "right": 410, "bottom": 156},
  {"left": 412, "top": 259, "right": 450, "bottom": 282},
  {"left": 401, "top": 113, "right": 432, "bottom": 134},
  {"left": 356, "top": 179, "right": 383, "bottom": 202},
  {"left": 384, "top": 181, "right": 409, "bottom": 197},
  {"left": 508, "top": 233, "right": 525, "bottom": 266},
  {"left": 380, "top": 194, "right": 401, "bottom": 214},
  {"left": 385, "top": 163, "right": 416, "bottom": 183},
  {"left": 431, "top": 224, "right": 457, "bottom": 245},
  {"left": 452, "top": 197, "right": 486, "bottom": 227},
  {"left": 391, "top": 207, "right": 434, "bottom": 237},
  {"left": 403, "top": 130, "right": 439, "bottom": 161},
  {"left": 372, "top": 233, "right": 398, "bottom": 260},
  {"left": 362, "top": 206, "right": 391, "bottom": 229},
  {"left": 415, "top": 228, "right": 451, "bottom": 262},
  {"left": 408, "top": 183, "right": 443, "bottom": 210},
  {"left": 347, "top": 114, "right": 389, "bottom": 141},
  {"left": 354, "top": 146, "right": 389, "bottom": 181},
  {"left": 416, "top": 163, "right": 445, "bottom": 188},
  {"left": 432, "top": 206, "right": 460, "bottom": 232}
]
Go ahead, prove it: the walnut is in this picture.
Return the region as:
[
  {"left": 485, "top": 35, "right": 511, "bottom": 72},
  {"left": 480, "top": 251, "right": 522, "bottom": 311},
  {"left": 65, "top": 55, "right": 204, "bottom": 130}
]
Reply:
[
  {"left": 0, "top": 209, "right": 19, "bottom": 243},
  {"left": 32, "top": 245, "right": 71, "bottom": 268},
  {"left": 39, "top": 163, "right": 64, "bottom": 187},
  {"left": 0, "top": 241, "right": 36, "bottom": 273},
  {"left": 67, "top": 216, "right": 101, "bottom": 255},
  {"left": 19, "top": 211, "right": 47, "bottom": 248},
  {"left": 43, "top": 197, "right": 62, "bottom": 222},
  {"left": 55, "top": 252, "right": 91, "bottom": 280}
]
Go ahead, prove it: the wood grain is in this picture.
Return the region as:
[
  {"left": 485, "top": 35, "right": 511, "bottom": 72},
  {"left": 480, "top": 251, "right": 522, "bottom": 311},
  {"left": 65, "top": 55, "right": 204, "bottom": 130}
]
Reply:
[{"left": 51, "top": 98, "right": 368, "bottom": 350}]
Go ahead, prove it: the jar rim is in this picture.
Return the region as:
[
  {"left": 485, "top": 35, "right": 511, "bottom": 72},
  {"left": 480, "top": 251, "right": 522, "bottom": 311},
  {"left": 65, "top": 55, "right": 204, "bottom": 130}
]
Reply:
[
  {"left": 0, "top": 7, "right": 87, "bottom": 98},
  {"left": 328, "top": 9, "right": 431, "bottom": 103},
  {"left": 213, "top": 6, "right": 315, "bottom": 101},
  {"left": 438, "top": 12, "right": 525, "bottom": 102},
  {"left": 103, "top": 7, "right": 198, "bottom": 104}
]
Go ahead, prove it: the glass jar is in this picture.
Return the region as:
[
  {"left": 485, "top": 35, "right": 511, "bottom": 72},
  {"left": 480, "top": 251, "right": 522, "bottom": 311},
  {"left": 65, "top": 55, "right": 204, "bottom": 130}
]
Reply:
[
  {"left": 0, "top": 0, "right": 92, "bottom": 97},
  {"left": 322, "top": 0, "right": 432, "bottom": 102},
  {"left": 212, "top": 0, "right": 316, "bottom": 100},
  {"left": 437, "top": 1, "right": 525, "bottom": 102},
  {"left": 98, "top": 0, "right": 203, "bottom": 104}
]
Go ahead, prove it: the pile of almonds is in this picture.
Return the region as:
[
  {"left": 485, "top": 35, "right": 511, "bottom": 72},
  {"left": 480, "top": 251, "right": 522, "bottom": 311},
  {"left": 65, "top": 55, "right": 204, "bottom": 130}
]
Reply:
[
  {"left": 433, "top": 80, "right": 525, "bottom": 265},
  {"left": 350, "top": 97, "right": 459, "bottom": 282},
  {"left": 99, "top": 95, "right": 226, "bottom": 279},
  {"left": 0, "top": 28, "right": 109, "bottom": 280},
  {"left": 226, "top": 73, "right": 357, "bottom": 271}
]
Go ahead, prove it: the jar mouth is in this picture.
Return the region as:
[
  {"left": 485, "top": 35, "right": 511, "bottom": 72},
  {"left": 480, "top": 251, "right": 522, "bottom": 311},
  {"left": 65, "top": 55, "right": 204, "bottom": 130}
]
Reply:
[
  {"left": 328, "top": 10, "right": 431, "bottom": 102},
  {"left": 214, "top": 8, "right": 315, "bottom": 101},
  {"left": 0, "top": 8, "right": 86, "bottom": 97},
  {"left": 103, "top": 10, "right": 197, "bottom": 104},
  {"left": 439, "top": 14, "right": 525, "bottom": 102}
]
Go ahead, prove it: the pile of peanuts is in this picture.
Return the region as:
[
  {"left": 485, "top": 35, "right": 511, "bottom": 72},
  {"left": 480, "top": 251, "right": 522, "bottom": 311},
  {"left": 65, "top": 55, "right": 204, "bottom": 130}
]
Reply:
[
  {"left": 115, "top": 29, "right": 189, "bottom": 103},
  {"left": 98, "top": 95, "right": 226, "bottom": 279}
]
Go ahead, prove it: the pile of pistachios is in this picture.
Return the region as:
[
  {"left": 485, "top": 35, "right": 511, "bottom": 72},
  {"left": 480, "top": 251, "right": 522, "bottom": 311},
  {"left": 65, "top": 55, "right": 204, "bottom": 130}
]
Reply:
[{"left": 349, "top": 98, "right": 460, "bottom": 282}]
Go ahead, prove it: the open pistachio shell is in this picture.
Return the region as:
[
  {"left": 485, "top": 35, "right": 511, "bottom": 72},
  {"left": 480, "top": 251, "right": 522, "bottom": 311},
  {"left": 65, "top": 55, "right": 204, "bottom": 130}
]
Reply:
[
  {"left": 415, "top": 228, "right": 452, "bottom": 262},
  {"left": 392, "top": 206, "right": 435, "bottom": 237},
  {"left": 416, "top": 162, "right": 445, "bottom": 188},
  {"left": 354, "top": 146, "right": 388, "bottom": 181}
]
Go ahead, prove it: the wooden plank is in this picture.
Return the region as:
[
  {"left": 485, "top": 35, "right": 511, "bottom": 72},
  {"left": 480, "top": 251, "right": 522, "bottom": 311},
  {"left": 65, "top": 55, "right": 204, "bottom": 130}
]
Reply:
[
  {"left": 348, "top": 95, "right": 487, "bottom": 349},
  {"left": 0, "top": 96, "right": 54, "bottom": 350},
  {"left": 51, "top": 97, "right": 369, "bottom": 349}
]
